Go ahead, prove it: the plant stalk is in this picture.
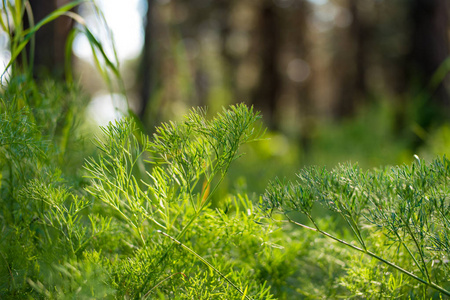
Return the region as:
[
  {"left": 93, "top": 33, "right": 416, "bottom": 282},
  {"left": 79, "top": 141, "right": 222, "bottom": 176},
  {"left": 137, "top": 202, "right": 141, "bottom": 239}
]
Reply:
[
  {"left": 286, "top": 217, "right": 450, "bottom": 297},
  {"left": 155, "top": 230, "right": 253, "bottom": 300}
]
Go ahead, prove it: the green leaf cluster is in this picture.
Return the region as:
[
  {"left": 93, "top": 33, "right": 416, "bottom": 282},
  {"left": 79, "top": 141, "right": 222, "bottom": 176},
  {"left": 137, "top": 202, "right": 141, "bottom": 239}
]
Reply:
[
  {"left": 0, "top": 75, "right": 282, "bottom": 298},
  {"left": 5, "top": 76, "right": 450, "bottom": 299},
  {"left": 82, "top": 104, "right": 270, "bottom": 299},
  {"left": 263, "top": 156, "right": 450, "bottom": 298}
]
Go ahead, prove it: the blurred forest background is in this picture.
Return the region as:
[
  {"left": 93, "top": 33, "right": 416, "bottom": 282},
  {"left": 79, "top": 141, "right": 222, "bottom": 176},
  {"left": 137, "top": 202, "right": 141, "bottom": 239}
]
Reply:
[{"left": 3, "top": 0, "right": 450, "bottom": 191}]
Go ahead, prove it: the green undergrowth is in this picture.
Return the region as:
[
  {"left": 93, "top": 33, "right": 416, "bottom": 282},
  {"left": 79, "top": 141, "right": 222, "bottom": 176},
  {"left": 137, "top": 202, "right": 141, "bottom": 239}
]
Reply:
[
  {"left": 263, "top": 156, "right": 450, "bottom": 298},
  {"left": 1, "top": 75, "right": 324, "bottom": 298},
  {"left": 0, "top": 81, "right": 280, "bottom": 298},
  {"left": 2, "top": 0, "right": 450, "bottom": 297},
  {"left": 3, "top": 75, "right": 450, "bottom": 298},
  {"left": 305, "top": 100, "right": 412, "bottom": 168},
  {"left": 2, "top": 73, "right": 450, "bottom": 298}
]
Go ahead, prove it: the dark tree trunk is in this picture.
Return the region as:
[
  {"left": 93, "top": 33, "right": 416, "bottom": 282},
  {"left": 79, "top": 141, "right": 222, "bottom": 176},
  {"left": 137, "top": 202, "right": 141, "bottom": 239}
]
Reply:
[
  {"left": 24, "top": 0, "right": 72, "bottom": 78},
  {"left": 217, "top": 0, "right": 236, "bottom": 104},
  {"left": 333, "top": 0, "right": 369, "bottom": 118},
  {"left": 290, "top": 1, "right": 313, "bottom": 151},
  {"left": 350, "top": 0, "right": 368, "bottom": 105},
  {"left": 409, "top": 0, "right": 449, "bottom": 109},
  {"left": 138, "top": 0, "right": 155, "bottom": 120},
  {"left": 251, "top": 2, "right": 281, "bottom": 129}
]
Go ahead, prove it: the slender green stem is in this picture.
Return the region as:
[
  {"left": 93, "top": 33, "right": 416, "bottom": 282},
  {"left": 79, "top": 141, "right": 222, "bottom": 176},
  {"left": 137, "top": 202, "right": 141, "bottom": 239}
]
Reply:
[
  {"left": 156, "top": 230, "right": 253, "bottom": 300},
  {"left": 142, "top": 272, "right": 188, "bottom": 299},
  {"left": 437, "top": 208, "right": 450, "bottom": 230},
  {"left": 403, "top": 218, "right": 431, "bottom": 283},
  {"left": 0, "top": 250, "right": 15, "bottom": 289},
  {"left": 139, "top": 167, "right": 228, "bottom": 296},
  {"left": 286, "top": 217, "right": 450, "bottom": 297},
  {"left": 110, "top": 203, "right": 145, "bottom": 246},
  {"left": 337, "top": 204, "right": 366, "bottom": 250},
  {"left": 170, "top": 173, "right": 226, "bottom": 251},
  {"left": 347, "top": 211, "right": 366, "bottom": 250},
  {"left": 392, "top": 229, "right": 427, "bottom": 283}
]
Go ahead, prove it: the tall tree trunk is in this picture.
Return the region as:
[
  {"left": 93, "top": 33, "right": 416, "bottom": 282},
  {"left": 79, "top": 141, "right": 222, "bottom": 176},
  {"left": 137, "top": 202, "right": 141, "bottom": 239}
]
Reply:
[
  {"left": 290, "top": 1, "right": 313, "bottom": 151},
  {"left": 218, "top": 0, "right": 236, "bottom": 104},
  {"left": 409, "top": 0, "right": 449, "bottom": 110},
  {"left": 251, "top": 1, "right": 281, "bottom": 129},
  {"left": 350, "top": 0, "right": 367, "bottom": 106},
  {"left": 138, "top": 0, "right": 155, "bottom": 121},
  {"left": 333, "top": 0, "right": 369, "bottom": 118},
  {"left": 23, "top": 0, "right": 72, "bottom": 78},
  {"left": 399, "top": 0, "right": 449, "bottom": 149}
]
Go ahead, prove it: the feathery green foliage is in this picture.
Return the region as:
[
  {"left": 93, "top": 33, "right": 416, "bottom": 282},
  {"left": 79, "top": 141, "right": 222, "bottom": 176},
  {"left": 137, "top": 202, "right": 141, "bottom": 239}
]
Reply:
[
  {"left": 262, "top": 155, "right": 450, "bottom": 298},
  {"left": 0, "top": 2, "right": 277, "bottom": 298},
  {"left": 83, "top": 104, "right": 267, "bottom": 298},
  {"left": 3, "top": 2, "right": 450, "bottom": 299},
  {"left": 4, "top": 73, "right": 450, "bottom": 297},
  {"left": 1, "top": 84, "right": 278, "bottom": 298}
]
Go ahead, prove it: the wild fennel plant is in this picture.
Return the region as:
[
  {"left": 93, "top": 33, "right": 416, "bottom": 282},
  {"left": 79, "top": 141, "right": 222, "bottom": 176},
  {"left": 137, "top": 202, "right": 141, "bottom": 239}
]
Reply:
[
  {"left": 1, "top": 89, "right": 278, "bottom": 298},
  {"left": 6, "top": 76, "right": 450, "bottom": 298},
  {"left": 84, "top": 104, "right": 266, "bottom": 298},
  {"left": 262, "top": 156, "right": 450, "bottom": 297},
  {"left": 0, "top": 77, "right": 112, "bottom": 298},
  {"left": 85, "top": 104, "right": 264, "bottom": 246},
  {"left": 2, "top": 2, "right": 275, "bottom": 298}
]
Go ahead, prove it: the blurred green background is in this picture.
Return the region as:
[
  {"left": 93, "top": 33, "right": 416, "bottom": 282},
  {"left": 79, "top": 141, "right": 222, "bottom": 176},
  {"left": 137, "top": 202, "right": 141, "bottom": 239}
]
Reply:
[{"left": 2, "top": 0, "right": 450, "bottom": 193}]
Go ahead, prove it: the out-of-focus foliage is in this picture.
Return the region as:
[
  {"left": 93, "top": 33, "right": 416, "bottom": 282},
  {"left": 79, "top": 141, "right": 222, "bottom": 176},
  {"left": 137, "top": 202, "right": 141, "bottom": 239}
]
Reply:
[{"left": 133, "top": 0, "right": 449, "bottom": 138}]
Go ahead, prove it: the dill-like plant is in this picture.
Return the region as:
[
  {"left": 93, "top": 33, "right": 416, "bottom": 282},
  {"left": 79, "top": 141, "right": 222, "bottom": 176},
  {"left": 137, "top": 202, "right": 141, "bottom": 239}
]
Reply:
[
  {"left": 83, "top": 104, "right": 268, "bottom": 298},
  {"left": 262, "top": 155, "right": 450, "bottom": 298},
  {"left": 1, "top": 88, "right": 277, "bottom": 298},
  {"left": 1, "top": 2, "right": 277, "bottom": 299}
]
